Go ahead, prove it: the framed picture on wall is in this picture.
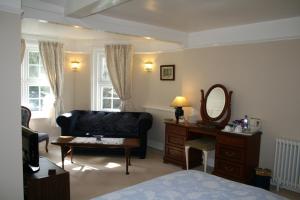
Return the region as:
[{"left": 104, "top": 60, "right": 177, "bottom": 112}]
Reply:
[{"left": 160, "top": 65, "right": 175, "bottom": 81}]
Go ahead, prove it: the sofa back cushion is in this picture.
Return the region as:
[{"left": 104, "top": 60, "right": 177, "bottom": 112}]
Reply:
[{"left": 74, "top": 111, "right": 141, "bottom": 136}]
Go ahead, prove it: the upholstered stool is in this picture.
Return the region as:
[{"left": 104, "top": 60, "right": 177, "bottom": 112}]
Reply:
[{"left": 185, "top": 137, "right": 216, "bottom": 172}]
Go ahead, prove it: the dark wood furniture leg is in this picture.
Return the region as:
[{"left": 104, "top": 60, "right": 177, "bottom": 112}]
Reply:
[
  {"left": 61, "top": 145, "right": 65, "bottom": 169},
  {"left": 70, "top": 147, "right": 73, "bottom": 163},
  {"left": 45, "top": 138, "right": 49, "bottom": 153},
  {"left": 125, "top": 148, "right": 131, "bottom": 175},
  {"left": 129, "top": 151, "right": 131, "bottom": 166}
]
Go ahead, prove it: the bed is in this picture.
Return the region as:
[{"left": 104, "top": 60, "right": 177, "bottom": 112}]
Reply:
[{"left": 92, "top": 170, "right": 286, "bottom": 200}]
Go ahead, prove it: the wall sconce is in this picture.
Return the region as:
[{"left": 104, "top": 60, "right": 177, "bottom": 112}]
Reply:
[
  {"left": 144, "top": 61, "right": 153, "bottom": 72},
  {"left": 71, "top": 61, "right": 80, "bottom": 71}
]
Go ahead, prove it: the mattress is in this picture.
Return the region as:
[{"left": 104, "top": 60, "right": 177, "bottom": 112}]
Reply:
[{"left": 92, "top": 170, "right": 286, "bottom": 200}]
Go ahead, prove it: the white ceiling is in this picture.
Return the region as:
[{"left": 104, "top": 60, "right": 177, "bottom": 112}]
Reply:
[
  {"left": 20, "top": 0, "right": 300, "bottom": 49},
  {"left": 21, "top": 18, "right": 133, "bottom": 40},
  {"left": 40, "top": 0, "right": 66, "bottom": 7},
  {"left": 21, "top": 18, "right": 182, "bottom": 52},
  {"left": 40, "top": 0, "right": 300, "bottom": 32}
]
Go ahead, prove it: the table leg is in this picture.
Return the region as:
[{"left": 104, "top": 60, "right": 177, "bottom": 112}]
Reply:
[
  {"left": 61, "top": 145, "right": 65, "bottom": 169},
  {"left": 129, "top": 151, "right": 131, "bottom": 166},
  {"left": 70, "top": 147, "right": 73, "bottom": 163},
  {"left": 125, "top": 148, "right": 130, "bottom": 175}
]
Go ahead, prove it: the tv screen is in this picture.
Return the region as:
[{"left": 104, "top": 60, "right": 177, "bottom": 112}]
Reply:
[{"left": 22, "top": 126, "right": 39, "bottom": 173}]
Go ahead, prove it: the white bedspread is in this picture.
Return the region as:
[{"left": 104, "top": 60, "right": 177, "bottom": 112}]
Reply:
[{"left": 92, "top": 170, "right": 286, "bottom": 200}]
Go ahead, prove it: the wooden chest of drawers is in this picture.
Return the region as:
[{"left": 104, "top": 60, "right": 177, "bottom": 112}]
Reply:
[
  {"left": 164, "top": 121, "right": 261, "bottom": 184},
  {"left": 214, "top": 131, "right": 261, "bottom": 183}
]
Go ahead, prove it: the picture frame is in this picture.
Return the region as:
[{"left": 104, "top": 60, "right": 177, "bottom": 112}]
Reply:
[{"left": 160, "top": 65, "right": 175, "bottom": 81}]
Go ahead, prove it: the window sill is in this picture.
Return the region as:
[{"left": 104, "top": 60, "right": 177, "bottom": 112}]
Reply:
[
  {"left": 31, "top": 112, "right": 50, "bottom": 119},
  {"left": 99, "top": 109, "right": 120, "bottom": 112}
]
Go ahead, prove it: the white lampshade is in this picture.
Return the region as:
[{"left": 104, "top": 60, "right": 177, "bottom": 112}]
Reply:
[{"left": 171, "top": 96, "right": 190, "bottom": 107}]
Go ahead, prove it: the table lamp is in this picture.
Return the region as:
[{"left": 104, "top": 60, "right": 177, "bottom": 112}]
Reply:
[{"left": 171, "top": 96, "right": 190, "bottom": 123}]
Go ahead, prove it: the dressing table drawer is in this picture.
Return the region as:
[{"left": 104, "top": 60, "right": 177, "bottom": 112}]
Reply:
[
  {"left": 165, "top": 145, "right": 184, "bottom": 162},
  {"left": 216, "top": 144, "right": 245, "bottom": 163},
  {"left": 217, "top": 134, "right": 245, "bottom": 148},
  {"left": 166, "top": 124, "right": 187, "bottom": 136},
  {"left": 215, "top": 159, "right": 244, "bottom": 179},
  {"left": 166, "top": 134, "right": 185, "bottom": 147}
]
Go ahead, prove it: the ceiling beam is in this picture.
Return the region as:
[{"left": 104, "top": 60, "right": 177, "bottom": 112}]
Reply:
[
  {"left": 21, "top": 0, "right": 188, "bottom": 46},
  {"left": 64, "top": 0, "right": 132, "bottom": 18},
  {"left": 188, "top": 17, "right": 300, "bottom": 48}
]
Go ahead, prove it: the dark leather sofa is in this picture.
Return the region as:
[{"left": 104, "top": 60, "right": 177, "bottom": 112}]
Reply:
[{"left": 56, "top": 110, "right": 153, "bottom": 158}]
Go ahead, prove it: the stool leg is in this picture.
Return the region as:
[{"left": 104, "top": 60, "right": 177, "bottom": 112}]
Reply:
[
  {"left": 203, "top": 150, "right": 208, "bottom": 173},
  {"left": 185, "top": 146, "right": 190, "bottom": 170}
]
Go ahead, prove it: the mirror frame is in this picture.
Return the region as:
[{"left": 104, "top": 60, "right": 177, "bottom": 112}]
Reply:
[{"left": 200, "top": 84, "right": 233, "bottom": 129}]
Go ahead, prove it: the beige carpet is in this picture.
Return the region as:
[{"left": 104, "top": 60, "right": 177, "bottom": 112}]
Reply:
[
  {"left": 40, "top": 144, "right": 179, "bottom": 200},
  {"left": 40, "top": 143, "right": 299, "bottom": 200}
]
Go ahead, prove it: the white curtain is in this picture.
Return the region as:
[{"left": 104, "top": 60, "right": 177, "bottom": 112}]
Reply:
[
  {"left": 21, "top": 39, "right": 25, "bottom": 62},
  {"left": 38, "top": 41, "right": 64, "bottom": 124},
  {"left": 105, "top": 44, "right": 134, "bottom": 111}
]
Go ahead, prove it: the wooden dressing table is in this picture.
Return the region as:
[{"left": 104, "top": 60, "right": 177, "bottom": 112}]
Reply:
[
  {"left": 164, "top": 84, "right": 261, "bottom": 184},
  {"left": 164, "top": 121, "right": 261, "bottom": 184}
]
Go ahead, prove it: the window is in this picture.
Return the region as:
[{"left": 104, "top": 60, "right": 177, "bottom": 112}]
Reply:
[
  {"left": 92, "top": 50, "right": 120, "bottom": 111},
  {"left": 21, "top": 43, "right": 53, "bottom": 118}
]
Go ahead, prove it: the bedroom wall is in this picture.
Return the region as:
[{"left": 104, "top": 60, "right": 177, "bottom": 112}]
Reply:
[
  {"left": 0, "top": 10, "right": 23, "bottom": 200},
  {"left": 132, "top": 39, "right": 300, "bottom": 170},
  {"left": 72, "top": 53, "right": 91, "bottom": 110}
]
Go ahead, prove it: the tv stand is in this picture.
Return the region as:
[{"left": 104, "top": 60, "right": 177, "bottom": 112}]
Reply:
[{"left": 24, "top": 157, "right": 70, "bottom": 200}]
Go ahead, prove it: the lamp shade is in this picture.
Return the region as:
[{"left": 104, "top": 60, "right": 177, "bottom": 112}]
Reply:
[{"left": 171, "top": 96, "right": 190, "bottom": 107}]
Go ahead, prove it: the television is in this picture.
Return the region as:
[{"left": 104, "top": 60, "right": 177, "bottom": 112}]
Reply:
[{"left": 22, "top": 126, "right": 40, "bottom": 173}]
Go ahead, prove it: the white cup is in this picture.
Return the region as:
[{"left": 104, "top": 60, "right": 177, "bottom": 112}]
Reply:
[
  {"left": 234, "top": 125, "right": 242, "bottom": 133},
  {"left": 224, "top": 125, "right": 232, "bottom": 132}
]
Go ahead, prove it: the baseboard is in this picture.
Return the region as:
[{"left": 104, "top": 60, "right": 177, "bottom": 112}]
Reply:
[
  {"left": 270, "top": 181, "right": 300, "bottom": 193},
  {"left": 148, "top": 140, "right": 164, "bottom": 151}
]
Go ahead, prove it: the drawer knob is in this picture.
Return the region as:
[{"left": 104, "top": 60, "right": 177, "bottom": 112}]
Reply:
[
  {"left": 224, "top": 166, "right": 234, "bottom": 172},
  {"left": 225, "top": 151, "right": 235, "bottom": 157}
]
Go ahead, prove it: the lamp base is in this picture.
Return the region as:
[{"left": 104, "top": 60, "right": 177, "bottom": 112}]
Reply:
[{"left": 175, "top": 107, "right": 184, "bottom": 123}]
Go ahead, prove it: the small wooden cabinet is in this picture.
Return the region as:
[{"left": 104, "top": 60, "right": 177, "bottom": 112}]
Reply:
[
  {"left": 24, "top": 157, "right": 70, "bottom": 200},
  {"left": 164, "top": 121, "right": 261, "bottom": 184}
]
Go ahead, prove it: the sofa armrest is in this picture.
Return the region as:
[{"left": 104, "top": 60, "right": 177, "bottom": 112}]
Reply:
[
  {"left": 56, "top": 111, "right": 79, "bottom": 135},
  {"left": 137, "top": 112, "right": 153, "bottom": 135}
]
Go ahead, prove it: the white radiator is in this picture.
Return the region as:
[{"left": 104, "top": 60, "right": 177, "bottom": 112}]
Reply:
[{"left": 272, "top": 138, "right": 300, "bottom": 192}]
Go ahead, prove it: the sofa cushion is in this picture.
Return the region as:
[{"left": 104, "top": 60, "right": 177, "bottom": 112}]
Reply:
[
  {"left": 76, "top": 112, "right": 105, "bottom": 132},
  {"left": 115, "top": 113, "right": 139, "bottom": 136}
]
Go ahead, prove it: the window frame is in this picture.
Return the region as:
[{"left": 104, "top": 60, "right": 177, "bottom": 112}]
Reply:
[
  {"left": 21, "top": 43, "right": 53, "bottom": 119},
  {"left": 91, "top": 49, "right": 120, "bottom": 112}
]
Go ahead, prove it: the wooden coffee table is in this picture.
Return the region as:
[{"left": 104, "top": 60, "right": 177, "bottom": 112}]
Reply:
[{"left": 51, "top": 136, "right": 140, "bottom": 175}]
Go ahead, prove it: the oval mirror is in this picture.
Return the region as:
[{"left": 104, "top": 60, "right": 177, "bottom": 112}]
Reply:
[
  {"left": 200, "top": 84, "right": 232, "bottom": 128},
  {"left": 206, "top": 87, "right": 226, "bottom": 119}
]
